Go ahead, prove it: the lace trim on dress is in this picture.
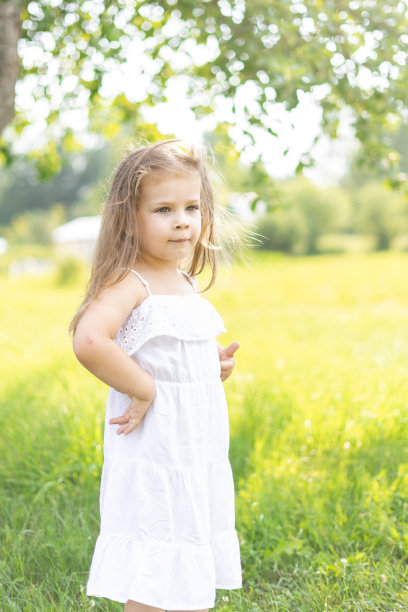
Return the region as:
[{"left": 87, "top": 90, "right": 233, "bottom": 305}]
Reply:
[{"left": 115, "top": 295, "right": 226, "bottom": 355}]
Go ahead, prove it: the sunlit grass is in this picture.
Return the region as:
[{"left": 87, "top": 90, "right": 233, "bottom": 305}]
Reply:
[{"left": 2, "top": 252, "right": 408, "bottom": 610}]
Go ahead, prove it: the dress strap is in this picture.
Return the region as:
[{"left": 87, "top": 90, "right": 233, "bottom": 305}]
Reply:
[
  {"left": 181, "top": 270, "right": 198, "bottom": 293},
  {"left": 126, "top": 269, "right": 152, "bottom": 296}
]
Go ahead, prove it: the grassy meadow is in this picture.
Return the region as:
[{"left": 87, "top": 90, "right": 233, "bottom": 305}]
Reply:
[{"left": 2, "top": 251, "right": 408, "bottom": 610}]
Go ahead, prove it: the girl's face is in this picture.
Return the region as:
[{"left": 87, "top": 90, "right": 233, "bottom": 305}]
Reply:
[{"left": 136, "top": 172, "right": 202, "bottom": 266}]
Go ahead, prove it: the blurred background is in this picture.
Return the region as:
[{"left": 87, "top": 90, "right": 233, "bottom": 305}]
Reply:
[
  {"left": 1, "top": 0, "right": 408, "bottom": 269},
  {"left": 2, "top": 1, "right": 408, "bottom": 610}
]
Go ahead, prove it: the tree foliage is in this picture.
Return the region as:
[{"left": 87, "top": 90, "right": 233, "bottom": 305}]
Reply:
[
  {"left": 1, "top": 0, "right": 408, "bottom": 183},
  {"left": 0, "top": 146, "right": 110, "bottom": 224}
]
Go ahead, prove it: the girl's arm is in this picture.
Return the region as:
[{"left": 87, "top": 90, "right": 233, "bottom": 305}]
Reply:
[{"left": 73, "top": 273, "right": 155, "bottom": 402}]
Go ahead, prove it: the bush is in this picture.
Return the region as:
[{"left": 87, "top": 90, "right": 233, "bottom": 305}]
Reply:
[
  {"left": 255, "top": 177, "right": 352, "bottom": 254},
  {"left": 3, "top": 204, "right": 66, "bottom": 245},
  {"left": 353, "top": 181, "right": 407, "bottom": 250},
  {"left": 54, "top": 256, "right": 85, "bottom": 287},
  {"left": 255, "top": 208, "right": 306, "bottom": 253}
]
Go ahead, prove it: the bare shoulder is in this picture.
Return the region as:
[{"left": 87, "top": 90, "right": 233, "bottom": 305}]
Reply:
[
  {"left": 98, "top": 269, "right": 147, "bottom": 310},
  {"left": 76, "top": 270, "right": 147, "bottom": 339}
]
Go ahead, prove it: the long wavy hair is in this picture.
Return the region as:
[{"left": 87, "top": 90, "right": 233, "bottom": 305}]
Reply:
[{"left": 69, "top": 139, "right": 221, "bottom": 336}]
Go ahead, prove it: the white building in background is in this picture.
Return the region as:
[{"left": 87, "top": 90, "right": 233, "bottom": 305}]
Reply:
[
  {"left": 0, "top": 237, "right": 8, "bottom": 255},
  {"left": 52, "top": 216, "right": 101, "bottom": 261},
  {"left": 9, "top": 257, "right": 54, "bottom": 278}
]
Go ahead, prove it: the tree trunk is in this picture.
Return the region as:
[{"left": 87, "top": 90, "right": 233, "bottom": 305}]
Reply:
[{"left": 0, "top": 1, "right": 21, "bottom": 134}]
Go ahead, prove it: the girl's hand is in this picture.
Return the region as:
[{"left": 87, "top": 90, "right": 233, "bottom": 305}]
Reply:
[
  {"left": 219, "top": 341, "right": 240, "bottom": 382},
  {"left": 109, "top": 395, "right": 154, "bottom": 435}
]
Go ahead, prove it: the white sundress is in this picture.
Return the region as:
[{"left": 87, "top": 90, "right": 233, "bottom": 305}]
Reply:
[{"left": 86, "top": 269, "right": 242, "bottom": 610}]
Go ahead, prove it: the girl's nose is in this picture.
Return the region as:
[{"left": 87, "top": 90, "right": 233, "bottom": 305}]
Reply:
[{"left": 174, "top": 213, "right": 190, "bottom": 228}]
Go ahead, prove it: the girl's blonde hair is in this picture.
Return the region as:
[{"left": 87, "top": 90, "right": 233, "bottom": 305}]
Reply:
[{"left": 69, "top": 139, "right": 221, "bottom": 336}]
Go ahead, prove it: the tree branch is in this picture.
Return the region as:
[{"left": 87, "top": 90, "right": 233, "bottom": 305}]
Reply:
[{"left": 0, "top": 1, "right": 21, "bottom": 134}]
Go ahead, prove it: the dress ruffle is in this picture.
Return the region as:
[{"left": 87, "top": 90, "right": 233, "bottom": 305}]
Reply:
[
  {"left": 115, "top": 294, "right": 227, "bottom": 355},
  {"left": 98, "top": 457, "right": 237, "bottom": 539},
  {"left": 87, "top": 458, "right": 242, "bottom": 607},
  {"left": 86, "top": 529, "right": 242, "bottom": 609}
]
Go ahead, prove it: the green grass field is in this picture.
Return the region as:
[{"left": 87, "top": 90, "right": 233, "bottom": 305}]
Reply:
[{"left": 2, "top": 251, "right": 408, "bottom": 611}]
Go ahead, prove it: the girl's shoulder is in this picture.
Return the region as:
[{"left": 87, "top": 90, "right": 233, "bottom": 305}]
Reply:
[
  {"left": 74, "top": 269, "right": 147, "bottom": 341},
  {"left": 96, "top": 269, "right": 148, "bottom": 317}
]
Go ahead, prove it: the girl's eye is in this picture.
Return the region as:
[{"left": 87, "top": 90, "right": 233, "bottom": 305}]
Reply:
[{"left": 155, "top": 204, "right": 200, "bottom": 213}]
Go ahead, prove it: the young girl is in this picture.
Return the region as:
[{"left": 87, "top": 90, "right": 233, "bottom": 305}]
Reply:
[{"left": 70, "top": 139, "right": 242, "bottom": 612}]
